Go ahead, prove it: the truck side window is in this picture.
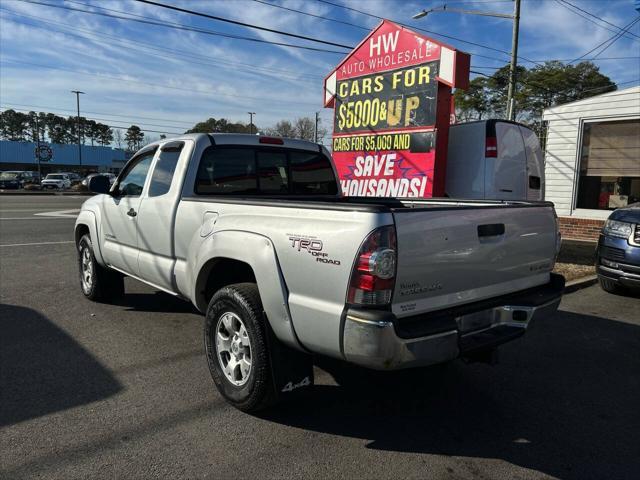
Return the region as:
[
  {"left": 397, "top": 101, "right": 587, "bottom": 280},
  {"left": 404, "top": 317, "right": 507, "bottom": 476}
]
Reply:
[
  {"left": 118, "top": 152, "right": 155, "bottom": 197},
  {"left": 196, "top": 148, "right": 257, "bottom": 194},
  {"left": 257, "top": 151, "right": 288, "bottom": 193},
  {"left": 290, "top": 152, "right": 337, "bottom": 195},
  {"left": 148, "top": 144, "right": 183, "bottom": 197}
]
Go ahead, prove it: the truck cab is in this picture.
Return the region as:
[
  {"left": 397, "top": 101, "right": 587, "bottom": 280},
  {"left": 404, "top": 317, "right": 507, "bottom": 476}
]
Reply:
[{"left": 446, "top": 119, "right": 545, "bottom": 201}]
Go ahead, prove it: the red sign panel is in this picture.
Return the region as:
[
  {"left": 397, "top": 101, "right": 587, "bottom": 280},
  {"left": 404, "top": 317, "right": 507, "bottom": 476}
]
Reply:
[
  {"left": 334, "top": 21, "right": 442, "bottom": 81},
  {"left": 333, "top": 131, "right": 435, "bottom": 197},
  {"left": 324, "top": 20, "right": 470, "bottom": 198}
]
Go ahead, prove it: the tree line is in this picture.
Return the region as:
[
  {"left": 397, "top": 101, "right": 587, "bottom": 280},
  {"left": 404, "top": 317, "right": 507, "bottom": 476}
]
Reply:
[
  {"left": 0, "top": 109, "right": 114, "bottom": 146},
  {"left": 0, "top": 109, "right": 152, "bottom": 152},
  {"left": 185, "top": 116, "right": 327, "bottom": 142},
  {"left": 454, "top": 61, "right": 616, "bottom": 134}
]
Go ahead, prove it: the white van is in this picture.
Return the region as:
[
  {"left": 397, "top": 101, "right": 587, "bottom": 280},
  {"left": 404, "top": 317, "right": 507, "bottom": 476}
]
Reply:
[{"left": 445, "top": 120, "right": 545, "bottom": 201}]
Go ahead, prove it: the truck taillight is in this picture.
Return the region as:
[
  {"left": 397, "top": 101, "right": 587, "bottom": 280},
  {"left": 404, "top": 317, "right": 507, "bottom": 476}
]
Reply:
[
  {"left": 485, "top": 136, "right": 498, "bottom": 158},
  {"left": 348, "top": 226, "right": 396, "bottom": 306}
]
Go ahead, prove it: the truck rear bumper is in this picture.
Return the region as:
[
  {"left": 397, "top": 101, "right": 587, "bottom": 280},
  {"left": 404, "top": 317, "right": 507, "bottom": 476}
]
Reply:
[{"left": 342, "top": 274, "right": 564, "bottom": 370}]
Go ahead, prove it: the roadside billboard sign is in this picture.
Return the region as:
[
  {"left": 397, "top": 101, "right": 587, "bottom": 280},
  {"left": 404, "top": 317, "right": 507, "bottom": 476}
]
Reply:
[
  {"left": 324, "top": 20, "right": 470, "bottom": 198},
  {"left": 35, "top": 145, "right": 53, "bottom": 162}
]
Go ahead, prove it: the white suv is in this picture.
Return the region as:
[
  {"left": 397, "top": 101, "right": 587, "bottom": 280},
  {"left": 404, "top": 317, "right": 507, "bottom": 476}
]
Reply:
[{"left": 41, "top": 173, "right": 71, "bottom": 190}]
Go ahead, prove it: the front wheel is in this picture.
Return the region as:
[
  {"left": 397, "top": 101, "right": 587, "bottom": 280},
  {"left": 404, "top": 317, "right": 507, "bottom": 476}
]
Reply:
[
  {"left": 204, "top": 283, "right": 277, "bottom": 413},
  {"left": 78, "top": 234, "right": 124, "bottom": 302}
]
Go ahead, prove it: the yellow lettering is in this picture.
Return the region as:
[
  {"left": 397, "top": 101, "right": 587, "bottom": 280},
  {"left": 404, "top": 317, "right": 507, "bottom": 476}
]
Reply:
[
  {"left": 418, "top": 66, "right": 430, "bottom": 85},
  {"left": 404, "top": 96, "right": 420, "bottom": 126},
  {"left": 387, "top": 99, "right": 402, "bottom": 126},
  {"left": 392, "top": 71, "right": 402, "bottom": 89},
  {"left": 374, "top": 76, "right": 384, "bottom": 92},
  {"left": 362, "top": 78, "right": 372, "bottom": 95},
  {"left": 405, "top": 69, "right": 415, "bottom": 87},
  {"left": 339, "top": 82, "right": 348, "bottom": 97}
]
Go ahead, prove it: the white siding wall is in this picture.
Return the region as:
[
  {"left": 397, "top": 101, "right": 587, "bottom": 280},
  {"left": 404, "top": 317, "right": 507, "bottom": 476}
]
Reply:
[{"left": 543, "top": 87, "right": 640, "bottom": 217}]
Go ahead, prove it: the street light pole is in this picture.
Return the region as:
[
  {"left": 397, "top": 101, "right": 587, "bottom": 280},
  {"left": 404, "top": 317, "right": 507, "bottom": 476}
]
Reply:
[
  {"left": 34, "top": 113, "right": 41, "bottom": 181},
  {"left": 314, "top": 111, "right": 319, "bottom": 143},
  {"left": 506, "top": 0, "right": 521, "bottom": 121},
  {"left": 71, "top": 90, "right": 85, "bottom": 168},
  {"left": 248, "top": 112, "right": 256, "bottom": 134},
  {"left": 413, "top": 1, "right": 520, "bottom": 120}
]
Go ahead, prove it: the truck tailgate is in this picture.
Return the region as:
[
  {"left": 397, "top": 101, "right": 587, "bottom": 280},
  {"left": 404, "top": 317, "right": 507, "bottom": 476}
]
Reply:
[{"left": 392, "top": 204, "right": 557, "bottom": 317}]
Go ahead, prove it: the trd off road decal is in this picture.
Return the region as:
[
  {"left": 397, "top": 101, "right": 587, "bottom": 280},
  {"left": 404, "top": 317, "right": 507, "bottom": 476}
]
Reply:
[{"left": 287, "top": 234, "right": 341, "bottom": 266}]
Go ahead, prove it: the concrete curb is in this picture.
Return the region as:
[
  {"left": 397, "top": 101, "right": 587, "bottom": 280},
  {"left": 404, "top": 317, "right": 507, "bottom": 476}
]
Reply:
[{"left": 564, "top": 275, "right": 598, "bottom": 294}]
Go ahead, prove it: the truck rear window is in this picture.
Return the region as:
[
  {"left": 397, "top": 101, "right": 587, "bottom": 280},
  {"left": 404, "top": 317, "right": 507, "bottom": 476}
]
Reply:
[{"left": 195, "top": 146, "right": 337, "bottom": 195}]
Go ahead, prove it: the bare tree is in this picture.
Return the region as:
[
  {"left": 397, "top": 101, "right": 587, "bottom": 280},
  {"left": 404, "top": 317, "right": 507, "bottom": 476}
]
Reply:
[
  {"left": 293, "top": 117, "right": 316, "bottom": 141},
  {"left": 114, "top": 129, "right": 124, "bottom": 149},
  {"left": 266, "top": 120, "right": 296, "bottom": 138}
]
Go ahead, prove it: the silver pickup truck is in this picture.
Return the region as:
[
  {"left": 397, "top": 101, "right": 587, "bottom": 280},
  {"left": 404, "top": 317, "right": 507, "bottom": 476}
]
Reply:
[{"left": 76, "top": 133, "right": 564, "bottom": 412}]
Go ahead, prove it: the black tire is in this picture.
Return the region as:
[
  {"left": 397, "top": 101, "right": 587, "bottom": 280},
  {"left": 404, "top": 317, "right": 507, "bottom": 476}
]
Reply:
[
  {"left": 204, "top": 283, "right": 277, "bottom": 413},
  {"left": 598, "top": 275, "right": 620, "bottom": 294},
  {"left": 77, "top": 234, "right": 124, "bottom": 302}
]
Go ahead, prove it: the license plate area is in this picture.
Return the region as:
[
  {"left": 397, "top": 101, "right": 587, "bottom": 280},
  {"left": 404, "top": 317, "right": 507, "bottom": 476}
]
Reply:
[{"left": 456, "top": 309, "right": 495, "bottom": 334}]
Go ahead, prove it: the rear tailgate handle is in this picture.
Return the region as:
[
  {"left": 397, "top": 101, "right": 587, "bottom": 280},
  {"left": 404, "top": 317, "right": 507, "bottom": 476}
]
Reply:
[{"left": 477, "top": 223, "right": 505, "bottom": 237}]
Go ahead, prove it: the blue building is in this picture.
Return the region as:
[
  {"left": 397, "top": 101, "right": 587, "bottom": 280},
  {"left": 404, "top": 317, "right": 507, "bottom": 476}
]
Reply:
[{"left": 0, "top": 140, "right": 127, "bottom": 174}]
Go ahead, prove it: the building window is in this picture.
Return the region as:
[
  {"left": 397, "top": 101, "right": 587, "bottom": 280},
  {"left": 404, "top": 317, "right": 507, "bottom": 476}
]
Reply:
[{"left": 576, "top": 119, "right": 640, "bottom": 210}]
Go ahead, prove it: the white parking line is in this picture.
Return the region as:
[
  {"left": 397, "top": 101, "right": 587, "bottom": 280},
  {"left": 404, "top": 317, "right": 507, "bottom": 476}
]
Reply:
[
  {"left": 0, "top": 217, "right": 76, "bottom": 220},
  {"left": 34, "top": 209, "right": 80, "bottom": 218},
  {"left": 0, "top": 240, "right": 75, "bottom": 247}
]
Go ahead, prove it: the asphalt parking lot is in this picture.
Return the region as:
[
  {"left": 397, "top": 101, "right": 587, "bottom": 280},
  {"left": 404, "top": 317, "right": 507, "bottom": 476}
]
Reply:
[{"left": 1, "top": 195, "right": 639, "bottom": 480}]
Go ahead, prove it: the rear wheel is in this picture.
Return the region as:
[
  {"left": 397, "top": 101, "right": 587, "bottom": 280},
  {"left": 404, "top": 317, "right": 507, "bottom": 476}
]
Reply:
[
  {"left": 204, "top": 283, "right": 277, "bottom": 413},
  {"left": 598, "top": 275, "right": 620, "bottom": 294},
  {"left": 78, "top": 234, "right": 124, "bottom": 302}
]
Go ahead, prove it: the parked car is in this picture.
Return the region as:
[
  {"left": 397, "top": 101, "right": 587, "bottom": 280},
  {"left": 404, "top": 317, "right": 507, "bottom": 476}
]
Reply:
[
  {"left": 41, "top": 173, "right": 71, "bottom": 190},
  {"left": 446, "top": 119, "right": 545, "bottom": 201},
  {"left": 76, "top": 133, "right": 564, "bottom": 412},
  {"left": 81, "top": 173, "right": 116, "bottom": 187},
  {"left": 596, "top": 202, "right": 640, "bottom": 293},
  {"left": 0, "top": 170, "right": 39, "bottom": 189},
  {"left": 62, "top": 172, "right": 83, "bottom": 185}
]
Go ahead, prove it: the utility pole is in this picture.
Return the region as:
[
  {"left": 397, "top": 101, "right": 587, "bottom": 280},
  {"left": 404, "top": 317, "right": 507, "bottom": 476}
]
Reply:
[
  {"left": 413, "top": 1, "right": 520, "bottom": 119},
  {"left": 248, "top": 112, "right": 256, "bottom": 134},
  {"left": 506, "top": 0, "right": 521, "bottom": 121},
  {"left": 314, "top": 112, "right": 319, "bottom": 143},
  {"left": 71, "top": 90, "right": 85, "bottom": 169},
  {"left": 34, "top": 113, "right": 41, "bottom": 181}
]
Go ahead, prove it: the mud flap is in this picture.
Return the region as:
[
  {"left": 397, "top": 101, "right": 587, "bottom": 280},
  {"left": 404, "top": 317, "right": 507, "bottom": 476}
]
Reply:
[{"left": 266, "top": 325, "right": 314, "bottom": 401}]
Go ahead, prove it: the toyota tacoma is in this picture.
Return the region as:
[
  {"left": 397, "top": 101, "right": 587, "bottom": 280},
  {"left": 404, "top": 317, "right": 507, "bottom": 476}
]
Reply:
[{"left": 75, "top": 133, "right": 564, "bottom": 412}]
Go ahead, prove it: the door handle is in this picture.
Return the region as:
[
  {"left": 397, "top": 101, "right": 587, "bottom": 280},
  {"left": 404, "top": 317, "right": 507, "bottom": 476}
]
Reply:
[
  {"left": 127, "top": 208, "right": 137, "bottom": 217},
  {"left": 477, "top": 223, "right": 505, "bottom": 237}
]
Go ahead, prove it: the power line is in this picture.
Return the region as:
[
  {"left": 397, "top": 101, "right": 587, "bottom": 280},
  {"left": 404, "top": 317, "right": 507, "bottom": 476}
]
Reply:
[
  {"left": 17, "top": 0, "right": 348, "bottom": 54},
  {"left": 1, "top": 59, "right": 321, "bottom": 108},
  {"left": 0, "top": 9, "right": 324, "bottom": 84},
  {"left": 1, "top": 104, "right": 189, "bottom": 130},
  {"left": 133, "top": 0, "right": 353, "bottom": 49},
  {"left": 473, "top": 56, "right": 640, "bottom": 69},
  {"left": 0, "top": 102, "right": 196, "bottom": 126},
  {"left": 570, "top": 16, "right": 640, "bottom": 64},
  {"left": 469, "top": 69, "right": 635, "bottom": 99},
  {"left": 251, "top": 0, "right": 368, "bottom": 31},
  {"left": 592, "top": 17, "right": 640, "bottom": 59},
  {"left": 557, "top": 0, "right": 640, "bottom": 40},
  {"left": 553, "top": 0, "right": 638, "bottom": 41},
  {"left": 313, "top": 0, "right": 544, "bottom": 66},
  {"left": 0, "top": 106, "right": 185, "bottom": 135}
]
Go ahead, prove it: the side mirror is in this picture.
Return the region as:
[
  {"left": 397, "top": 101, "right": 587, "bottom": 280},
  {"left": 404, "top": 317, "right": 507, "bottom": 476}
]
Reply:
[{"left": 88, "top": 175, "right": 111, "bottom": 194}]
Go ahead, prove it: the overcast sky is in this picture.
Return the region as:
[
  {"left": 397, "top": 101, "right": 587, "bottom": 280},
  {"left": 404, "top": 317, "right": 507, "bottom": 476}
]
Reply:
[{"left": 1, "top": 0, "right": 639, "bottom": 143}]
